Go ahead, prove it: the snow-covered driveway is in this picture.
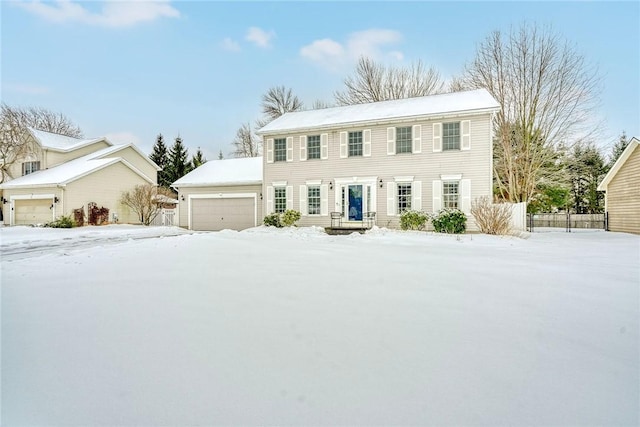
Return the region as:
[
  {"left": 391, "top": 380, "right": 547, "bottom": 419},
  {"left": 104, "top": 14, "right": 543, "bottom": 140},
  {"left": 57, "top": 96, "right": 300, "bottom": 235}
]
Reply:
[{"left": 1, "top": 226, "right": 638, "bottom": 425}]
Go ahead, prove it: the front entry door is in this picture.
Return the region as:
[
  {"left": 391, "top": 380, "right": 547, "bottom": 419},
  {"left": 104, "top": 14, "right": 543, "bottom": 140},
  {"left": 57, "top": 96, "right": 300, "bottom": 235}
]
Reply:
[{"left": 348, "top": 185, "right": 363, "bottom": 221}]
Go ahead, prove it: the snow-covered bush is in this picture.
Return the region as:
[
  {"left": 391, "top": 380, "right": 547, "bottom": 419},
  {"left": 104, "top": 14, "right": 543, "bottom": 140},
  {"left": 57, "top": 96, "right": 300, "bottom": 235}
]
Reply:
[
  {"left": 281, "top": 210, "right": 301, "bottom": 227},
  {"left": 400, "top": 210, "right": 428, "bottom": 231},
  {"left": 263, "top": 213, "right": 282, "bottom": 228},
  {"left": 431, "top": 209, "right": 466, "bottom": 234},
  {"left": 45, "top": 215, "right": 75, "bottom": 228},
  {"left": 471, "top": 196, "right": 512, "bottom": 235}
]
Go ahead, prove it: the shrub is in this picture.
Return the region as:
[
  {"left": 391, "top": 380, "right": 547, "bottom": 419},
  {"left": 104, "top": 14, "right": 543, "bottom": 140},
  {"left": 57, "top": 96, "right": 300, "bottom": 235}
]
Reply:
[
  {"left": 263, "top": 212, "right": 282, "bottom": 227},
  {"left": 45, "top": 215, "right": 75, "bottom": 228},
  {"left": 471, "top": 196, "right": 512, "bottom": 235},
  {"left": 431, "top": 208, "right": 467, "bottom": 234},
  {"left": 281, "top": 210, "right": 301, "bottom": 227},
  {"left": 400, "top": 210, "right": 428, "bottom": 231}
]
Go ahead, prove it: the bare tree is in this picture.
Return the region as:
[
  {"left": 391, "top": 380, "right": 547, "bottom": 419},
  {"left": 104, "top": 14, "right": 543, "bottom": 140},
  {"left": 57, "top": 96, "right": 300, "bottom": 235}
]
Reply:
[
  {"left": 261, "top": 85, "right": 304, "bottom": 122},
  {"left": 231, "top": 122, "right": 260, "bottom": 158},
  {"left": 120, "top": 184, "right": 176, "bottom": 226},
  {"left": 334, "top": 57, "right": 444, "bottom": 105},
  {"left": 462, "top": 23, "right": 601, "bottom": 202},
  {"left": 0, "top": 104, "right": 82, "bottom": 183},
  {"left": 312, "top": 99, "right": 333, "bottom": 109}
]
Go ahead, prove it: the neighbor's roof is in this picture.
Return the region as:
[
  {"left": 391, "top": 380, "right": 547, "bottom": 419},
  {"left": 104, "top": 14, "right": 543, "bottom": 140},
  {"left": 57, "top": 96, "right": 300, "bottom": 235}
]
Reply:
[
  {"left": 597, "top": 137, "right": 639, "bottom": 191},
  {"left": 257, "top": 88, "right": 500, "bottom": 134},
  {"left": 0, "top": 144, "right": 154, "bottom": 189},
  {"left": 172, "top": 157, "right": 263, "bottom": 187},
  {"left": 28, "top": 127, "right": 111, "bottom": 152}
]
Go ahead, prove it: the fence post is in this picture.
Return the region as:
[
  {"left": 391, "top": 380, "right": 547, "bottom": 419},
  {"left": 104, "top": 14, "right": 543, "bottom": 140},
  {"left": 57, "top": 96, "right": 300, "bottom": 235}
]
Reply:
[
  {"left": 605, "top": 212, "right": 608, "bottom": 231},
  {"left": 566, "top": 211, "right": 571, "bottom": 233}
]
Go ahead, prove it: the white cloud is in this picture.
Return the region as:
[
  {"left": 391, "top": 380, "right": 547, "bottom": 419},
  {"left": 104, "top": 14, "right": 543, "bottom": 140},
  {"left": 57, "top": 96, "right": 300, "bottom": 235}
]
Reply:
[
  {"left": 104, "top": 131, "right": 142, "bottom": 146},
  {"left": 300, "top": 28, "right": 404, "bottom": 70},
  {"left": 5, "top": 83, "right": 50, "bottom": 95},
  {"left": 220, "top": 37, "right": 241, "bottom": 52},
  {"left": 15, "top": 0, "right": 180, "bottom": 28},
  {"left": 245, "top": 26, "right": 275, "bottom": 48}
]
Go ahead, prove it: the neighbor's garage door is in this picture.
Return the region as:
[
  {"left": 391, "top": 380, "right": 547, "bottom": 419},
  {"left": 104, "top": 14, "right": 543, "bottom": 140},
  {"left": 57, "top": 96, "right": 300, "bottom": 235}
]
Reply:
[
  {"left": 191, "top": 197, "right": 255, "bottom": 231},
  {"left": 14, "top": 199, "right": 52, "bottom": 225}
]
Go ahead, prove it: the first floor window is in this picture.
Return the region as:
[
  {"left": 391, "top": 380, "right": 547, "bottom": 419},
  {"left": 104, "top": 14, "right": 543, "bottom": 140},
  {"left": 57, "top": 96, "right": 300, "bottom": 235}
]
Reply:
[
  {"left": 274, "top": 187, "right": 286, "bottom": 213},
  {"left": 308, "top": 186, "right": 320, "bottom": 215},
  {"left": 274, "top": 138, "right": 286, "bottom": 162},
  {"left": 443, "top": 181, "right": 459, "bottom": 209},
  {"left": 397, "top": 183, "right": 412, "bottom": 213},
  {"left": 22, "top": 161, "right": 40, "bottom": 176},
  {"left": 396, "top": 126, "right": 412, "bottom": 154},
  {"left": 348, "top": 131, "right": 363, "bottom": 157},
  {"left": 307, "top": 135, "right": 320, "bottom": 159},
  {"left": 443, "top": 122, "right": 460, "bottom": 151}
]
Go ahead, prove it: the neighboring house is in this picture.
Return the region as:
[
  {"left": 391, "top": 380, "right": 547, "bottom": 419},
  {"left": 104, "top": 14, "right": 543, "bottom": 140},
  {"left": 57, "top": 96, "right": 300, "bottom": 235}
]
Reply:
[
  {"left": 256, "top": 89, "right": 500, "bottom": 230},
  {"left": 0, "top": 128, "right": 160, "bottom": 225},
  {"left": 597, "top": 137, "right": 640, "bottom": 234},
  {"left": 172, "top": 157, "right": 263, "bottom": 231}
]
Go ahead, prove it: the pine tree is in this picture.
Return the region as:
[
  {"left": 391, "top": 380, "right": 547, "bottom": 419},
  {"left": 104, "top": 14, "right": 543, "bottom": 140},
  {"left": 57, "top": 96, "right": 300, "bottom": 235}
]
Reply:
[
  {"left": 149, "top": 133, "right": 170, "bottom": 187},
  {"left": 609, "top": 131, "right": 629, "bottom": 168},
  {"left": 166, "top": 136, "right": 191, "bottom": 184},
  {"left": 218, "top": 149, "right": 224, "bottom": 160},
  {"left": 191, "top": 147, "right": 207, "bottom": 169}
]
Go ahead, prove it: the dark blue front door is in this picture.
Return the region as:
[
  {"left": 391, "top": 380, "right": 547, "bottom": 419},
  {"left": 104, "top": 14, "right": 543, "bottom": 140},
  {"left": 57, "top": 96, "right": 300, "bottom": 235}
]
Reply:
[{"left": 348, "top": 185, "right": 363, "bottom": 221}]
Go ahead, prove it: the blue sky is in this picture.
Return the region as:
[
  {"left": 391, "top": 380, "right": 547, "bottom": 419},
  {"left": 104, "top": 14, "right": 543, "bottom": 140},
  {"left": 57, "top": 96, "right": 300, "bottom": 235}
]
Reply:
[{"left": 2, "top": 1, "right": 639, "bottom": 160}]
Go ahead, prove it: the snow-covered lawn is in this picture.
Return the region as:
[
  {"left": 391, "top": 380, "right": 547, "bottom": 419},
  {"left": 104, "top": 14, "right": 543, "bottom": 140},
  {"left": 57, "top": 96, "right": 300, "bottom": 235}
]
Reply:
[{"left": 1, "top": 226, "right": 638, "bottom": 425}]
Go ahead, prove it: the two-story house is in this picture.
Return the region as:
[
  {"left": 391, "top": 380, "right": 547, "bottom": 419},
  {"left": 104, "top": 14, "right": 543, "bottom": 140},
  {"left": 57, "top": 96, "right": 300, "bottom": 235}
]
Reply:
[
  {"left": 0, "top": 127, "right": 160, "bottom": 225},
  {"left": 256, "top": 88, "right": 500, "bottom": 231}
]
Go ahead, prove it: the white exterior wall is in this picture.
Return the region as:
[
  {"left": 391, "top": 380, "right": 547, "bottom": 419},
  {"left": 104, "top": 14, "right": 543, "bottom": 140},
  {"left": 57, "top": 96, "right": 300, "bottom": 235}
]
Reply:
[{"left": 262, "top": 113, "right": 494, "bottom": 231}]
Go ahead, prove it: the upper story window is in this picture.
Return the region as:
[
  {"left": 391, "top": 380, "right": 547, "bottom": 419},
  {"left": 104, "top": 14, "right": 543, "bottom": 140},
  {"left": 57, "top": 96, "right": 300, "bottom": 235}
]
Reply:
[
  {"left": 307, "top": 135, "right": 320, "bottom": 160},
  {"left": 443, "top": 181, "right": 459, "bottom": 209},
  {"left": 274, "top": 138, "right": 287, "bottom": 162},
  {"left": 348, "top": 131, "right": 363, "bottom": 157},
  {"left": 274, "top": 186, "right": 287, "bottom": 213},
  {"left": 396, "top": 127, "right": 412, "bottom": 154},
  {"left": 443, "top": 122, "right": 460, "bottom": 151},
  {"left": 22, "top": 161, "right": 41, "bottom": 176},
  {"left": 397, "top": 183, "right": 412, "bottom": 213}
]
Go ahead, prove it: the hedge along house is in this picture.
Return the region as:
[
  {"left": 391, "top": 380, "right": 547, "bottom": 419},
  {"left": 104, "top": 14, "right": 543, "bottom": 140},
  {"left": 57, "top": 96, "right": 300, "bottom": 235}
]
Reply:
[
  {"left": 172, "top": 157, "right": 263, "bottom": 231},
  {"left": 0, "top": 128, "right": 160, "bottom": 226},
  {"left": 256, "top": 89, "right": 501, "bottom": 230},
  {"left": 597, "top": 137, "right": 640, "bottom": 234}
]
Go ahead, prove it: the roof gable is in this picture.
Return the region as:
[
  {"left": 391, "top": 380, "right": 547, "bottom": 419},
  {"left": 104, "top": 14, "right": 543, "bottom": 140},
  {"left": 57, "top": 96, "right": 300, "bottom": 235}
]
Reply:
[
  {"left": 28, "top": 128, "right": 112, "bottom": 152},
  {"left": 172, "top": 157, "right": 263, "bottom": 187},
  {"left": 598, "top": 137, "right": 639, "bottom": 191},
  {"left": 257, "top": 89, "right": 500, "bottom": 135}
]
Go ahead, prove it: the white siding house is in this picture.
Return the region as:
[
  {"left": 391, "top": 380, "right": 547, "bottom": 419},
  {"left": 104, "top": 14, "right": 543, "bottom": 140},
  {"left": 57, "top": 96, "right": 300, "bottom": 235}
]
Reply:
[{"left": 257, "top": 89, "right": 500, "bottom": 230}]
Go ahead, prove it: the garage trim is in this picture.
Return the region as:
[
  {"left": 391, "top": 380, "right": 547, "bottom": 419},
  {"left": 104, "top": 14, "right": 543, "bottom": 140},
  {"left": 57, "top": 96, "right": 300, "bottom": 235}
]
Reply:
[
  {"left": 188, "top": 193, "right": 258, "bottom": 230},
  {"left": 10, "top": 193, "right": 57, "bottom": 226}
]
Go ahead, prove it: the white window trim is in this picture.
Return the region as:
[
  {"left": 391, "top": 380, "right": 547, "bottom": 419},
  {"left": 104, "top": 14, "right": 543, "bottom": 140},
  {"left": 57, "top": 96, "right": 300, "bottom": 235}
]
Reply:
[
  {"left": 305, "top": 179, "right": 322, "bottom": 186},
  {"left": 441, "top": 174, "right": 462, "bottom": 181},
  {"left": 394, "top": 176, "right": 415, "bottom": 183}
]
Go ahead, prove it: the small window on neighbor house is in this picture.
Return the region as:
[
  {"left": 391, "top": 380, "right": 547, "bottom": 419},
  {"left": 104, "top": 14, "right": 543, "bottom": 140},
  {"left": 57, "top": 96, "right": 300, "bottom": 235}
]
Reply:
[
  {"left": 308, "top": 185, "right": 320, "bottom": 215},
  {"left": 443, "top": 122, "right": 460, "bottom": 151},
  {"left": 22, "top": 161, "right": 41, "bottom": 176},
  {"left": 274, "top": 138, "right": 287, "bottom": 162},
  {"left": 274, "top": 187, "right": 286, "bottom": 213},
  {"left": 348, "top": 131, "right": 363, "bottom": 157},
  {"left": 307, "top": 135, "right": 321, "bottom": 160},
  {"left": 443, "top": 181, "right": 459, "bottom": 209},
  {"left": 396, "top": 126, "right": 412, "bottom": 154},
  {"left": 397, "top": 183, "right": 412, "bottom": 213}
]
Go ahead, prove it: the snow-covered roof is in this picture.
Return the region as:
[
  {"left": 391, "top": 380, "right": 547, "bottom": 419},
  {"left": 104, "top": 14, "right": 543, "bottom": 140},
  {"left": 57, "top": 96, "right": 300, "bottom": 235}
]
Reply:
[
  {"left": 257, "top": 89, "right": 500, "bottom": 134},
  {"left": 28, "top": 127, "right": 111, "bottom": 152},
  {"left": 598, "top": 137, "right": 639, "bottom": 191},
  {"left": 0, "top": 144, "right": 154, "bottom": 189},
  {"left": 172, "top": 157, "right": 263, "bottom": 187}
]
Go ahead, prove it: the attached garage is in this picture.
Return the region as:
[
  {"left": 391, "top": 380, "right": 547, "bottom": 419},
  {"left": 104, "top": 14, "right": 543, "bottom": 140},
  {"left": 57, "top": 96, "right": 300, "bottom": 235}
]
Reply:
[
  {"left": 172, "top": 157, "right": 263, "bottom": 232},
  {"left": 13, "top": 198, "right": 54, "bottom": 225},
  {"left": 191, "top": 196, "right": 257, "bottom": 231}
]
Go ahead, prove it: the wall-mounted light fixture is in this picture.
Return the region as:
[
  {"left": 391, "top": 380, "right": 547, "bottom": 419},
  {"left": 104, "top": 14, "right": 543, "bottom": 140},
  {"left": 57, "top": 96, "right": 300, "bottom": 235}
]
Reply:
[
  {"left": 379, "top": 178, "right": 383, "bottom": 188},
  {"left": 1, "top": 197, "right": 7, "bottom": 204},
  {"left": 180, "top": 195, "right": 185, "bottom": 201},
  {"left": 260, "top": 192, "right": 263, "bottom": 200},
  {"left": 329, "top": 181, "right": 333, "bottom": 190},
  {"left": 54, "top": 196, "right": 59, "bottom": 203}
]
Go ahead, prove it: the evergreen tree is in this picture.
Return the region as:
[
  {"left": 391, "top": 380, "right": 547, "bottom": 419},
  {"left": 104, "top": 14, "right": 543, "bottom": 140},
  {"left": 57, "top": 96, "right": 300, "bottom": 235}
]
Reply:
[
  {"left": 218, "top": 149, "right": 224, "bottom": 160},
  {"left": 609, "top": 131, "right": 629, "bottom": 168},
  {"left": 149, "top": 133, "right": 170, "bottom": 187},
  {"left": 191, "top": 147, "right": 207, "bottom": 169},
  {"left": 166, "top": 136, "right": 191, "bottom": 184},
  {"left": 566, "top": 143, "right": 607, "bottom": 214}
]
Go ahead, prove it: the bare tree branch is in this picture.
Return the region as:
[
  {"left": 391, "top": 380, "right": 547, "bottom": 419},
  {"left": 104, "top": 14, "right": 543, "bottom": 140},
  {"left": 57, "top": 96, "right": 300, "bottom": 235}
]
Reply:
[
  {"left": 120, "top": 184, "right": 176, "bottom": 226},
  {"left": 261, "top": 85, "right": 304, "bottom": 121},
  {"left": 231, "top": 122, "right": 260, "bottom": 158}
]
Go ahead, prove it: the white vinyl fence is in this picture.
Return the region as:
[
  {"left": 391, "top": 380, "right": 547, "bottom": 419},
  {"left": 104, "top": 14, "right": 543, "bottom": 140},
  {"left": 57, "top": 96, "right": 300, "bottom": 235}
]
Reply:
[
  {"left": 151, "top": 208, "right": 176, "bottom": 226},
  {"left": 507, "top": 202, "right": 527, "bottom": 232}
]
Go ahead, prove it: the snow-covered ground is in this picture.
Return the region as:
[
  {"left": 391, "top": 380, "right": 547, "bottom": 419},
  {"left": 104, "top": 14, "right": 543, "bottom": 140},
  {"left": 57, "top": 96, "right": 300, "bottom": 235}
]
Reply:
[{"left": 1, "top": 225, "right": 638, "bottom": 425}]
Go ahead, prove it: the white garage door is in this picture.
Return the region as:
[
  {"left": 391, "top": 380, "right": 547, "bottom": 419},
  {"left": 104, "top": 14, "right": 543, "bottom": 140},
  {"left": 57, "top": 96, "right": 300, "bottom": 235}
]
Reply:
[
  {"left": 191, "top": 197, "right": 255, "bottom": 231},
  {"left": 14, "top": 199, "right": 53, "bottom": 225}
]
